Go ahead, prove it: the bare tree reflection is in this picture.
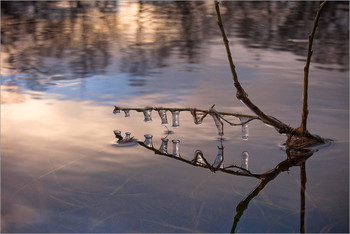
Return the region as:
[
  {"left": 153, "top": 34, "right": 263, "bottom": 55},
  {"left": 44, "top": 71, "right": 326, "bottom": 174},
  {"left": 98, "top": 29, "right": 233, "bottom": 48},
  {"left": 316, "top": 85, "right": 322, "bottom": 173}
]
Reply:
[
  {"left": 1, "top": 1, "right": 113, "bottom": 80},
  {"left": 96, "top": 1, "right": 118, "bottom": 13},
  {"left": 220, "top": 1, "right": 349, "bottom": 71}
]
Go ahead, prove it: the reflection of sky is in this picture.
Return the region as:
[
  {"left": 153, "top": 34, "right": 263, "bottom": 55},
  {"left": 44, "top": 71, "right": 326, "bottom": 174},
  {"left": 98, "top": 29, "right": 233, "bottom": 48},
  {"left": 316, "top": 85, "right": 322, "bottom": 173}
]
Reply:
[
  {"left": 2, "top": 89, "right": 349, "bottom": 232},
  {"left": 1, "top": 70, "right": 200, "bottom": 104}
]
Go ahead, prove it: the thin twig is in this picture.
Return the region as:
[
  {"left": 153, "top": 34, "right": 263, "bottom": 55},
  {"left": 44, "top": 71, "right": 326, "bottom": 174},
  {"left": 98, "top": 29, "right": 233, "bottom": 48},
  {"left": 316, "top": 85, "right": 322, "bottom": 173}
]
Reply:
[
  {"left": 300, "top": 1, "right": 327, "bottom": 134},
  {"left": 214, "top": 0, "right": 327, "bottom": 145},
  {"left": 114, "top": 105, "right": 258, "bottom": 119},
  {"left": 210, "top": 107, "right": 258, "bottom": 126},
  {"left": 214, "top": 1, "right": 239, "bottom": 87},
  {"left": 190, "top": 109, "right": 209, "bottom": 125},
  {"left": 214, "top": 0, "right": 294, "bottom": 135}
]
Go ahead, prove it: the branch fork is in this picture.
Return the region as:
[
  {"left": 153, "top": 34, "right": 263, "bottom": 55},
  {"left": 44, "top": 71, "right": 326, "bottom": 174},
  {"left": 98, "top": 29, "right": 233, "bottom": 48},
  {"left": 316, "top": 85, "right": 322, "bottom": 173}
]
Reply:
[{"left": 214, "top": 0, "right": 329, "bottom": 148}]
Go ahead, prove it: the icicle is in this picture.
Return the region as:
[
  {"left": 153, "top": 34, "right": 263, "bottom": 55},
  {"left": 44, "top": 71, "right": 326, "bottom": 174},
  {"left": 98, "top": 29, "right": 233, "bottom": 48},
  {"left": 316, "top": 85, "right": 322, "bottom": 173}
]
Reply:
[
  {"left": 241, "top": 123, "right": 249, "bottom": 140},
  {"left": 113, "top": 130, "right": 122, "bottom": 138},
  {"left": 241, "top": 151, "right": 249, "bottom": 170},
  {"left": 143, "top": 134, "right": 153, "bottom": 147},
  {"left": 158, "top": 110, "right": 168, "bottom": 125},
  {"left": 125, "top": 132, "right": 131, "bottom": 140},
  {"left": 239, "top": 117, "right": 249, "bottom": 140},
  {"left": 123, "top": 110, "right": 130, "bottom": 118},
  {"left": 193, "top": 150, "right": 206, "bottom": 165},
  {"left": 212, "top": 147, "right": 224, "bottom": 169},
  {"left": 171, "top": 111, "right": 180, "bottom": 128},
  {"left": 172, "top": 139, "right": 180, "bottom": 157},
  {"left": 191, "top": 110, "right": 206, "bottom": 125},
  {"left": 159, "top": 138, "right": 169, "bottom": 153},
  {"left": 212, "top": 114, "right": 223, "bottom": 136},
  {"left": 113, "top": 130, "right": 123, "bottom": 143},
  {"left": 143, "top": 109, "right": 152, "bottom": 122}
]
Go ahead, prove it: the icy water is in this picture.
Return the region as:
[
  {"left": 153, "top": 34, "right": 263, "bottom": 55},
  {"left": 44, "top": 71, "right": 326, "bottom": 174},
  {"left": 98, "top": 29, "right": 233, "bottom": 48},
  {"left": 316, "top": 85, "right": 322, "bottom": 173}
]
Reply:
[{"left": 1, "top": 1, "right": 349, "bottom": 233}]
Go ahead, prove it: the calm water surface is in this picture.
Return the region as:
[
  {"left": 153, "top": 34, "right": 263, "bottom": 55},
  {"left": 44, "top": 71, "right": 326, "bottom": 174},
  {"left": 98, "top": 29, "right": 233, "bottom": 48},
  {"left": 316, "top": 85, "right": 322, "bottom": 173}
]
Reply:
[{"left": 1, "top": 1, "right": 349, "bottom": 233}]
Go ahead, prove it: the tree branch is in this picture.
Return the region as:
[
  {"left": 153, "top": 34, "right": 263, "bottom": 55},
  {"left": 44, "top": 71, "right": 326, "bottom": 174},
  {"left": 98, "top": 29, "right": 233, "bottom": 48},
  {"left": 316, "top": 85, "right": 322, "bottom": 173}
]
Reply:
[
  {"left": 214, "top": 0, "right": 294, "bottom": 135},
  {"left": 114, "top": 105, "right": 258, "bottom": 121},
  {"left": 214, "top": 0, "right": 327, "bottom": 145},
  {"left": 300, "top": 1, "right": 327, "bottom": 134}
]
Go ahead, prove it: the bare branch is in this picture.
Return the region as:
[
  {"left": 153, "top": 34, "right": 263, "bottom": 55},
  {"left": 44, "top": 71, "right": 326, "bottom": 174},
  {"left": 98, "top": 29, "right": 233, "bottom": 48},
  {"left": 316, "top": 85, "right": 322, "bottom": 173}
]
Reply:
[
  {"left": 210, "top": 107, "right": 259, "bottom": 126},
  {"left": 300, "top": 1, "right": 327, "bottom": 134},
  {"left": 214, "top": 1, "right": 328, "bottom": 146},
  {"left": 214, "top": 0, "right": 240, "bottom": 86},
  {"left": 113, "top": 105, "right": 258, "bottom": 119},
  {"left": 113, "top": 2, "right": 329, "bottom": 148},
  {"left": 214, "top": 0, "right": 294, "bottom": 135}
]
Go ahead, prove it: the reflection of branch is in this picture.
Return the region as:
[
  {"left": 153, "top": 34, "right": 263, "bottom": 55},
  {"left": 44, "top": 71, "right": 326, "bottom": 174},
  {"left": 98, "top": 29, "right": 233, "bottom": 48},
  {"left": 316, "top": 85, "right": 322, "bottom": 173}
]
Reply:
[
  {"left": 214, "top": 1, "right": 327, "bottom": 146},
  {"left": 231, "top": 148, "right": 314, "bottom": 233},
  {"left": 300, "top": 162, "right": 306, "bottom": 233},
  {"left": 117, "top": 133, "right": 315, "bottom": 182},
  {"left": 113, "top": 130, "right": 315, "bottom": 232},
  {"left": 128, "top": 136, "right": 261, "bottom": 178}
]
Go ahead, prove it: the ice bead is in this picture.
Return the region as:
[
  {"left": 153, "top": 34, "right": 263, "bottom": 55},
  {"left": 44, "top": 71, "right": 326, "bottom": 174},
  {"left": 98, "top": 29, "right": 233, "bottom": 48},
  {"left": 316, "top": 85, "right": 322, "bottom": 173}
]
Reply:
[
  {"left": 144, "top": 134, "right": 153, "bottom": 147},
  {"left": 172, "top": 139, "right": 180, "bottom": 157},
  {"left": 159, "top": 138, "right": 169, "bottom": 153},
  {"left": 239, "top": 117, "right": 249, "bottom": 140},
  {"left": 125, "top": 132, "right": 131, "bottom": 140},
  {"left": 212, "top": 114, "right": 223, "bottom": 136},
  {"left": 171, "top": 111, "right": 180, "bottom": 128},
  {"left": 212, "top": 147, "right": 224, "bottom": 168},
  {"left": 143, "top": 109, "right": 152, "bottom": 122},
  {"left": 158, "top": 110, "right": 168, "bottom": 125},
  {"left": 241, "top": 151, "right": 249, "bottom": 170}
]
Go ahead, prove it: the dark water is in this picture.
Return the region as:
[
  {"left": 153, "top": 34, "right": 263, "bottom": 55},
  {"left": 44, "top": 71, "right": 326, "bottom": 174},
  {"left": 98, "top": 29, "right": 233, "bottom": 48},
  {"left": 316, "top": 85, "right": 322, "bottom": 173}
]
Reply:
[{"left": 1, "top": 1, "right": 349, "bottom": 233}]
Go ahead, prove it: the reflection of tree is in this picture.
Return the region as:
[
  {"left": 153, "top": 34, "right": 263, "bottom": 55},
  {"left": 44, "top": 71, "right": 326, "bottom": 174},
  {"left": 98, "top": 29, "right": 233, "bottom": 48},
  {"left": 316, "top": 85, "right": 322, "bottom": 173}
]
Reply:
[
  {"left": 1, "top": 1, "right": 113, "bottom": 81},
  {"left": 1, "top": 1, "right": 348, "bottom": 93},
  {"left": 118, "top": 2, "right": 155, "bottom": 77},
  {"left": 221, "top": 1, "right": 349, "bottom": 71},
  {"left": 68, "top": 12, "right": 110, "bottom": 78},
  {"left": 175, "top": 1, "right": 203, "bottom": 64},
  {"left": 118, "top": 1, "right": 208, "bottom": 76},
  {"left": 95, "top": 1, "right": 118, "bottom": 13}
]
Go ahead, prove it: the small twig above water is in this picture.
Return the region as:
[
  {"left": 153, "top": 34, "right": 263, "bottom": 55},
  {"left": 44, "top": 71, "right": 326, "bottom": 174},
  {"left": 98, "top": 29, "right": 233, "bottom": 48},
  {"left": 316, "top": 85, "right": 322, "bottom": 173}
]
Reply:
[
  {"left": 214, "top": 0, "right": 328, "bottom": 147},
  {"left": 113, "top": 105, "right": 257, "bottom": 120},
  {"left": 299, "top": 1, "right": 327, "bottom": 135},
  {"left": 214, "top": 0, "right": 294, "bottom": 135}
]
